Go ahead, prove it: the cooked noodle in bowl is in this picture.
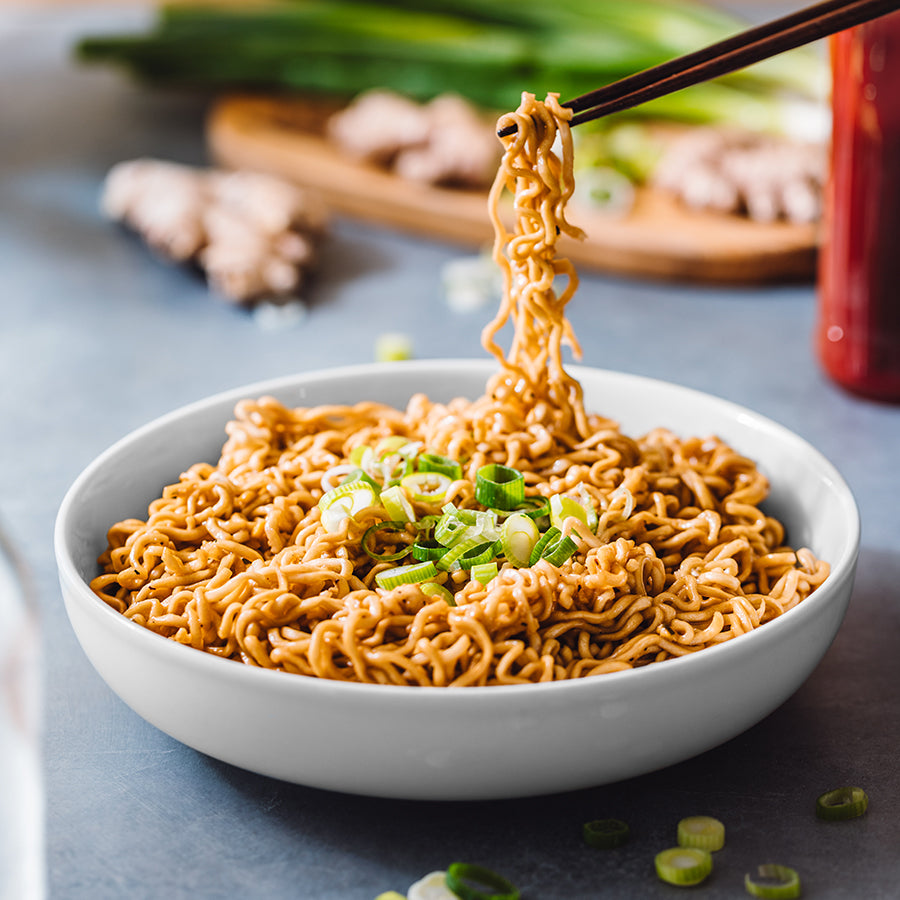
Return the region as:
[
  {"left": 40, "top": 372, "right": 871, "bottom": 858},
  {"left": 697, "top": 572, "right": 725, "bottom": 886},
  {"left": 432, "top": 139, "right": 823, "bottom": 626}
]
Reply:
[{"left": 55, "top": 94, "right": 859, "bottom": 798}]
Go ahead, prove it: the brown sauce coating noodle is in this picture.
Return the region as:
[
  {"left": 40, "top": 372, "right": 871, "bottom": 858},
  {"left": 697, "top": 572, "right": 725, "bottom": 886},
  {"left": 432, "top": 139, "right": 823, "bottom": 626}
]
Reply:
[{"left": 91, "top": 93, "right": 829, "bottom": 685}]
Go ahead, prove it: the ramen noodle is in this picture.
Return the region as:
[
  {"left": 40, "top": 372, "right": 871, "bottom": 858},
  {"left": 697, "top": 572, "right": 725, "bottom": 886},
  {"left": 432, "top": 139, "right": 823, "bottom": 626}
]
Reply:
[{"left": 91, "top": 93, "right": 829, "bottom": 686}]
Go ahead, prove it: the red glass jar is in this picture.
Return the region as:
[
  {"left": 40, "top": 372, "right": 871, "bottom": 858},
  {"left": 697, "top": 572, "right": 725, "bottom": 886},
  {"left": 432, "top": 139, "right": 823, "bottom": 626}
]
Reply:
[{"left": 817, "top": 10, "right": 900, "bottom": 402}]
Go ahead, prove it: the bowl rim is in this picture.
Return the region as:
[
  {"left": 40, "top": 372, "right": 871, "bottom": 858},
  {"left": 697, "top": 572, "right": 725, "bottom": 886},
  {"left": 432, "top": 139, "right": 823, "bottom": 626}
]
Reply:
[{"left": 54, "top": 359, "right": 861, "bottom": 702}]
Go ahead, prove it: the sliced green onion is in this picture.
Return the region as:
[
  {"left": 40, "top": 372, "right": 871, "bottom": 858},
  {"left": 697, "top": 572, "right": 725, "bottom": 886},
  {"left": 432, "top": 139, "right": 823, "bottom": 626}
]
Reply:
[
  {"left": 318, "top": 482, "right": 378, "bottom": 532},
  {"left": 420, "top": 582, "right": 456, "bottom": 606},
  {"left": 549, "top": 493, "right": 597, "bottom": 533},
  {"left": 538, "top": 533, "right": 577, "bottom": 566},
  {"left": 340, "top": 467, "right": 382, "bottom": 493},
  {"left": 744, "top": 864, "right": 801, "bottom": 899},
  {"left": 475, "top": 464, "right": 525, "bottom": 511},
  {"left": 470, "top": 561, "right": 499, "bottom": 586},
  {"left": 401, "top": 471, "right": 452, "bottom": 504},
  {"left": 582, "top": 818, "right": 630, "bottom": 849},
  {"left": 445, "top": 863, "right": 519, "bottom": 900},
  {"left": 654, "top": 847, "right": 712, "bottom": 887},
  {"left": 348, "top": 445, "right": 371, "bottom": 466},
  {"left": 375, "top": 436, "right": 411, "bottom": 456},
  {"left": 436, "top": 535, "right": 488, "bottom": 572},
  {"left": 528, "top": 527, "right": 562, "bottom": 566},
  {"left": 411, "top": 539, "right": 449, "bottom": 562},
  {"left": 677, "top": 816, "right": 725, "bottom": 852},
  {"left": 380, "top": 484, "right": 416, "bottom": 524},
  {"left": 508, "top": 496, "right": 549, "bottom": 521},
  {"left": 500, "top": 514, "right": 539, "bottom": 567},
  {"left": 458, "top": 541, "right": 500, "bottom": 570},
  {"left": 815, "top": 786, "right": 869, "bottom": 820},
  {"left": 375, "top": 561, "right": 438, "bottom": 590},
  {"left": 361, "top": 521, "right": 411, "bottom": 563},
  {"left": 417, "top": 452, "right": 462, "bottom": 481}
]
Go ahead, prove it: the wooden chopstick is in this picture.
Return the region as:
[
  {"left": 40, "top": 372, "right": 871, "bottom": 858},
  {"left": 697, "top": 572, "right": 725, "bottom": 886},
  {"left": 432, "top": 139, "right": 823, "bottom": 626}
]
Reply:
[{"left": 498, "top": 0, "right": 900, "bottom": 136}]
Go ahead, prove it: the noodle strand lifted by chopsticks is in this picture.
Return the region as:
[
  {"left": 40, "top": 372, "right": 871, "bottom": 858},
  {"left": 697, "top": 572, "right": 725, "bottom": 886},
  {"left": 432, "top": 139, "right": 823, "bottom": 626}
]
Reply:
[{"left": 90, "top": 93, "right": 829, "bottom": 686}]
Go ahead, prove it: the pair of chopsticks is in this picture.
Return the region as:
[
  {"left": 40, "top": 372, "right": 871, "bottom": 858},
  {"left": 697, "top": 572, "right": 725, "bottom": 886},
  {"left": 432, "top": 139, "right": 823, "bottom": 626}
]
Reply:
[{"left": 498, "top": 0, "right": 900, "bottom": 136}]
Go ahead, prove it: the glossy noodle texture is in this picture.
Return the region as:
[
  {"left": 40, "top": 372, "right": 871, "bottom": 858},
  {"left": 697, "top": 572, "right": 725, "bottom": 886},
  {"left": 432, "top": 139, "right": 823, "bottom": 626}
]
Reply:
[{"left": 91, "top": 93, "right": 829, "bottom": 686}]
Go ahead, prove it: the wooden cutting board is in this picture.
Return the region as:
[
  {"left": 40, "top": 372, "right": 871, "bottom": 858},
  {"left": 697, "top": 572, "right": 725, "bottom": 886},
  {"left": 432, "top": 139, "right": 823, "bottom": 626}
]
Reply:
[{"left": 206, "top": 94, "right": 819, "bottom": 285}]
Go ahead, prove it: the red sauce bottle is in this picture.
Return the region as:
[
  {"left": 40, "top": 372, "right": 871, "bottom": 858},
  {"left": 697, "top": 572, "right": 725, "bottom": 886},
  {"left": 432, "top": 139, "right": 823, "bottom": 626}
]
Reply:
[{"left": 817, "top": 11, "right": 900, "bottom": 402}]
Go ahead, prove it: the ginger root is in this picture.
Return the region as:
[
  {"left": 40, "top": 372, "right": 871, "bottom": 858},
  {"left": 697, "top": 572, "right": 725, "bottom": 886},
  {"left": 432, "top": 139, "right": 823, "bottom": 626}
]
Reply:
[
  {"left": 326, "top": 89, "right": 500, "bottom": 189},
  {"left": 102, "top": 159, "right": 327, "bottom": 304},
  {"left": 652, "top": 128, "right": 825, "bottom": 225}
]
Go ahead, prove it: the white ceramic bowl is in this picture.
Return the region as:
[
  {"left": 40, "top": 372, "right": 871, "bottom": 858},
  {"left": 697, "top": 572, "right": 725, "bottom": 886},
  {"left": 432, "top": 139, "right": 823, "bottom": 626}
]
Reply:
[{"left": 55, "top": 361, "right": 859, "bottom": 800}]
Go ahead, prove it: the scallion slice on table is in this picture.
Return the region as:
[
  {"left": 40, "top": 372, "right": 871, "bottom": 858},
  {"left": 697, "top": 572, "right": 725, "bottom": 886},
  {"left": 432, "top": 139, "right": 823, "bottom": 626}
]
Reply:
[
  {"left": 444, "top": 863, "right": 519, "bottom": 900},
  {"left": 457, "top": 541, "right": 501, "bottom": 570},
  {"left": 744, "top": 864, "right": 801, "bottom": 899},
  {"left": 582, "top": 818, "right": 630, "bottom": 849},
  {"left": 677, "top": 815, "right": 725, "bottom": 852},
  {"left": 374, "top": 560, "right": 438, "bottom": 589},
  {"left": 654, "top": 847, "right": 713, "bottom": 886},
  {"left": 815, "top": 786, "right": 869, "bottom": 820}
]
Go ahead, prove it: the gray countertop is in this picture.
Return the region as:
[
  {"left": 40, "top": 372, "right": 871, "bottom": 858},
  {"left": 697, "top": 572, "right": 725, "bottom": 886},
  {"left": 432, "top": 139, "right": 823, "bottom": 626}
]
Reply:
[{"left": 3, "top": 7, "right": 899, "bottom": 899}]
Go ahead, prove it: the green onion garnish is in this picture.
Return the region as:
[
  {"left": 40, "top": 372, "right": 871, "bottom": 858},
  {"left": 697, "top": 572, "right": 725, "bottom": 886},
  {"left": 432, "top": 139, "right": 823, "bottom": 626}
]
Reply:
[
  {"left": 401, "top": 471, "right": 452, "bottom": 504},
  {"left": 411, "top": 539, "right": 448, "bottom": 562},
  {"left": 339, "top": 467, "right": 382, "bottom": 493},
  {"left": 380, "top": 484, "right": 416, "bottom": 524},
  {"left": 374, "top": 561, "right": 438, "bottom": 590},
  {"left": 375, "top": 436, "right": 411, "bottom": 456},
  {"left": 538, "top": 532, "right": 577, "bottom": 566},
  {"left": 361, "top": 522, "right": 411, "bottom": 563},
  {"left": 318, "top": 482, "right": 378, "bottom": 532},
  {"left": 348, "top": 445, "right": 370, "bottom": 466},
  {"left": 508, "top": 496, "right": 550, "bottom": 521},
  {"left": 528, "top": 527, "right": 561, "bottom": 565},
  {"left": 470, "top": 561, "right": 498, "bottom": 586},
  {"left": 500, "top": 514, "right": 539, "bottom": 568},
  {"left": 582, "top": 818, "right": 630, "bottom": 849},
  {"left": 654, "top": 847, "right": 713, "bottom": 886},
  {"left": 815, "top": 786, "right": 869, "bottom": 820},
  {"left": 417, "top": 452, "right": 462, "bottom": 481},
  {"left": 744, "top": 864, "right": 801, "bottom": 899},
  {"left": 420, "top": 582, "right": 455, "bottom": 606},
  {"left": 677, "top": 816, "right": 725, "bottom": 852},
  {"left": 549, "top": 493, "right": 597, "bottom": 532},
  {"left": 475, "top": 464, "right": 525, "bottom": 511},
  {"left": 445, "top": 863, "right": 519, "bottom": 900},
  {"left": 436, "top": 536, "right": 487, "bottom": 572},
  {"left": 458, "top": 541, "right": 499, "bottom": 570}
]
